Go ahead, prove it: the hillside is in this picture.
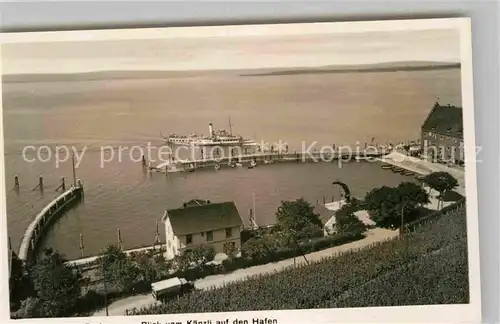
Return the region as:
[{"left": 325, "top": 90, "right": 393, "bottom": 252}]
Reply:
[
  {"left": 127, "top": 203, "right": 468, "bottom": 314},
  {"left": 240, "top": 61, "right": 461, "bottom": 77}
]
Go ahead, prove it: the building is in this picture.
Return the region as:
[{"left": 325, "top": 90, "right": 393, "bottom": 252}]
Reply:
[
  {"left": 420, "top": 102, "right": 464, "bottom": 165},
  {"left": 162, "top": 199, "right": 243, "bottom": 260}
]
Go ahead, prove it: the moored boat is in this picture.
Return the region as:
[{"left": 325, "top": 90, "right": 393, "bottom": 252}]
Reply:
[{"left": 185, "top": 163, "right": 196, "bottom": 172}]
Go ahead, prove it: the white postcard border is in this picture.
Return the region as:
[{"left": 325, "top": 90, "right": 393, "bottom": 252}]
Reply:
[{"left": 0, "top": 17, "right": 481, "bottom": 324}]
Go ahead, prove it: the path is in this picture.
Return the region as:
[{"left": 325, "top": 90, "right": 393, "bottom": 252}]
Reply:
[{"left": 92, "top": 227, "right": 397, "bottom": 316}]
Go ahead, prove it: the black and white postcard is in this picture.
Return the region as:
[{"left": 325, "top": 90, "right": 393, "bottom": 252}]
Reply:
[{"left": 0, "top": 18, "right": 481, "bottom": 324}]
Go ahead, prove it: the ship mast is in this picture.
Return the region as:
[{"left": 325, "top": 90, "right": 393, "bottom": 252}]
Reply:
[{"left": 228, "top": 116, "right": 233, "bottom": 136}]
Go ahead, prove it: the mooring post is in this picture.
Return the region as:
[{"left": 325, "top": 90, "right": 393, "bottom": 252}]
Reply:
[
  {"left": 72, "top": 153, "right": 77, "bottom": 187},
  {"left": 61, "top": 177, "right": 66, "bottom": 191},
  {"left": 79, "top": 234, "right": 84, "bottom": 257},
  {"left": 117, "top": 228, "right": 122, "bottom": 249},
  {"left": 323, "top": 196, "right": 326, "bottom": 205},
  {"left": 77, "top": 179, "right": 82, "bottom": 188},
  {"left": 141, "top": 154, "right": 146, "bottom": 167},
  {"left": 14, "top": 175, "right": 19, "bottom": 189},
  {"left": 39, "top": 175, "right": 44, "bottom": 192},
  {"left": 154, "top": 222, "right": 161, "bottom": 250}
]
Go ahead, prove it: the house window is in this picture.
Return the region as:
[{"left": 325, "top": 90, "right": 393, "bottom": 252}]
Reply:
[
  {"left": 206, "top": 231, "right": 213, "bottom": 242},
  {"left": 225, "top": 228, "right": 232, "bottom": 238},
  {"left": 186, "top": 234, "right": 192, "bottom": 245}
]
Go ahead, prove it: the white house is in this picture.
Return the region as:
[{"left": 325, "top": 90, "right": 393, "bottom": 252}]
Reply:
[{"left": 162, "top": 199, "right": 243, "bottom": 260}]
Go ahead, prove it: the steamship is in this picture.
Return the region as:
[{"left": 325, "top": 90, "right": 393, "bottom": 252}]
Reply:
[{"left": 164, "top": 119, "right": 259, "bottom": 148}]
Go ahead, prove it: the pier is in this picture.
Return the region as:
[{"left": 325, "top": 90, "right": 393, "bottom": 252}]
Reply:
[
  {"left": 152, "top": 150, "right": 389, "bottom": 173},
  {"left": 65, "top": 244, "right": 166, "bottom": 270},
  {"left": 18, "top": 182, "right": 84, "bottom": 264}
]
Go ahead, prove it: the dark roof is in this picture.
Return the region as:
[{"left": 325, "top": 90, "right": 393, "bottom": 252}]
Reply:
[
  {"left": 165, "top": 201, "right": 242, "bottom": 235},
  {"left": 421, "top": 102, "right": 463, "bottom": 138}
]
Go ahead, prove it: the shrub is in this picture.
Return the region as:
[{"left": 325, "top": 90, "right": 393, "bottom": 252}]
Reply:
[{"left": 126, "top": 205, "right": 468, "bottom": 315}]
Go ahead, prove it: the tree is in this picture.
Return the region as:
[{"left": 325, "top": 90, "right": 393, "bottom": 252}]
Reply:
[
  {"left": 397, "top": 182, "right": 430, "bottom": 208},
  {"left": 364, "top": 186, "right": 400, "bottom": 227},
  {"left": 364, "top": 182, "right": 429, "bottom": 229},
  {"left": 30, "top": 248, "right": 83, "bottom": 317},
  {"left": 334, "top": 202, "right": 367, "bottom": 236},
  {"left": 14, "top": 297, "right": 42, "bottom": 318},
  {"left": 295, "top": 224, "right": 324, "bottom": 241},
  {"left": 100, "top": 244, "right": 127, "bottom": 269},
  {"left": 175, "top": 246, "right": 216, "bottom": 272},
  {"left": 130, "top": 251, "right": 156, "bottom": 284},
  {"left": 241, "top": 234, "right": 279, "bottom": 260},
  {"left": 421, "top": 172, "right": 459, "bottom": 210},
  {"left": 275, "top": 198, "right": 322, "bottom": 235},
  {"left": 98, "top": 244, "right": 141, "bottom": 293},
  {"left": 153, "top": 254, "right": 173, "bottom": 279},
  {"left": 9, "top": 251, "right": 35, "bottom": 311}
]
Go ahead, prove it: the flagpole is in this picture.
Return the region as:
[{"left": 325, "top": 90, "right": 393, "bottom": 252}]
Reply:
[{"left": 72, "top": 153, "right": 77, "bottom": 187}]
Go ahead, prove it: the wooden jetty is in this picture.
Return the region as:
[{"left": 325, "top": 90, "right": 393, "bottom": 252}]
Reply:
[
  {"left": 18, "top": 181, "right": 84, "bottom": 264},
  {"left": 151, "top": 150, "right": 388, "bottom": 173}
]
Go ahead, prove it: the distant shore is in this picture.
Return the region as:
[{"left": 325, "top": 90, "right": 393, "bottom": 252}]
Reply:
[{"left": 2, "top": 61, "right": 460, "bottom": 83}]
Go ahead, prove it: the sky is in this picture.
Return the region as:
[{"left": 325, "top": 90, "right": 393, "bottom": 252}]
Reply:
[{"left": 1, "top": 27, "right": 461, "bottom": 74}]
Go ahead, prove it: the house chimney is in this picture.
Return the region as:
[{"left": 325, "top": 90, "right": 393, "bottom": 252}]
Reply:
[{"left": 209, "top": 123, "right": 214, "bottom": 137}]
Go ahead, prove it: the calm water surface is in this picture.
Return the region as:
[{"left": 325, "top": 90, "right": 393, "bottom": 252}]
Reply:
[{"left": 2, "top": 69, "right": 461, "bottom": 259}]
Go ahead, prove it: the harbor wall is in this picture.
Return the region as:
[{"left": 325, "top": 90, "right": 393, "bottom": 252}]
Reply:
[{"left": 18, "top": 185, "right": 84, "bottom": 264}]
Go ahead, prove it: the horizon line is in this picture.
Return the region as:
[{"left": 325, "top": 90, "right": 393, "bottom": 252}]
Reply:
[{"left": 2, "top": 60, "right": 461, "bottom": 77}]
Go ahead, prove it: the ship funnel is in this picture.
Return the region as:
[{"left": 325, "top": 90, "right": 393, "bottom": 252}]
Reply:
[{"left": 209, "top": 123, "right": 214, "bottom": 137}]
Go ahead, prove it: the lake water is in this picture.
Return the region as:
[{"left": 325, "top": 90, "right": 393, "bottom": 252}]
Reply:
[{"left": 2, "top": 68, "right": 462, "bottom": 259}]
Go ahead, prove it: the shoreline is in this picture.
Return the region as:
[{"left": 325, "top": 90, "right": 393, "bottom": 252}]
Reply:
[{"left": 377, "top": 151, "right": 466, "bottom": 196}]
